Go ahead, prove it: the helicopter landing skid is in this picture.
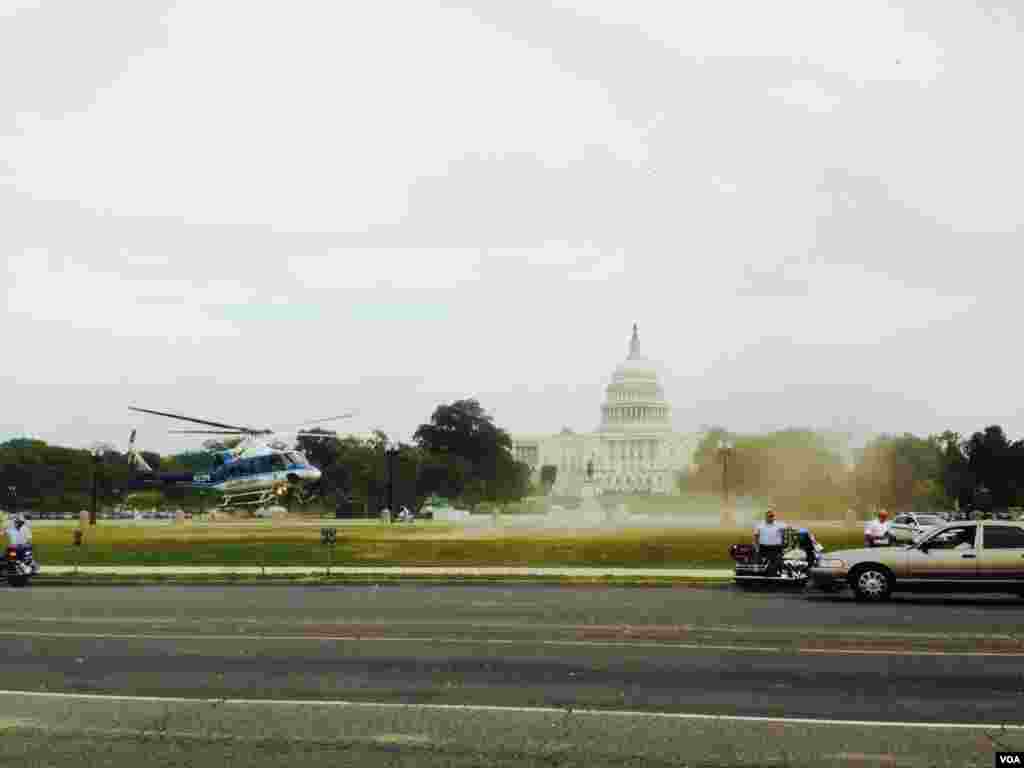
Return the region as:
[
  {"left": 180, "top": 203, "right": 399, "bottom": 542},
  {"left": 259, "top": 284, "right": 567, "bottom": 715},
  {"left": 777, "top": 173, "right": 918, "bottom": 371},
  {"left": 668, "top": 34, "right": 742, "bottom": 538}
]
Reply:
[{"left": 218, "top": 487, "right": 285, "bottom": 510}]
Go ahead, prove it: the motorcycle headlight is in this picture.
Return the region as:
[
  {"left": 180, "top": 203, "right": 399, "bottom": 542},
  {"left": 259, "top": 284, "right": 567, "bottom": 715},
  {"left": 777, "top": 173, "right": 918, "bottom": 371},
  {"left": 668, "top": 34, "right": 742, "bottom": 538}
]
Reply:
[{"left": 818, "top": 558, "right": 848, "bottom": 570}]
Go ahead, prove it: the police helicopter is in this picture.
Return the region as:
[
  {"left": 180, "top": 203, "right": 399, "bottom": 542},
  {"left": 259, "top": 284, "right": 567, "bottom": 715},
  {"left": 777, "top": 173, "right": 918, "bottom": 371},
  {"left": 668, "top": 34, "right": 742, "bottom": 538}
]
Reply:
[{"left": 125, "top": 406, "right": 355, "bottom": 510}]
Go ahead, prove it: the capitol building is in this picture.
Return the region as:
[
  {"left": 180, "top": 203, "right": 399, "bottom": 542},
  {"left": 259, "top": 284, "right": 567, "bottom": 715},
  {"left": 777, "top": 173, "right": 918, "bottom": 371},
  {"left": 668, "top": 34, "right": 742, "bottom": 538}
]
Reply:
[{"left": 511, "top": 325, "right": 703, "bottom": 496}]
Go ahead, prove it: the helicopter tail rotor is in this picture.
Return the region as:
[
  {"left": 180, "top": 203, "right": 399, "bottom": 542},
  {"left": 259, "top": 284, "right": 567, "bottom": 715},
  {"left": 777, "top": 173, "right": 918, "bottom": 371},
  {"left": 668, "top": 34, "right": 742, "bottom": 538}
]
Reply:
[{"left": 126, "top": 429, "right": 154, "bottom": 473}]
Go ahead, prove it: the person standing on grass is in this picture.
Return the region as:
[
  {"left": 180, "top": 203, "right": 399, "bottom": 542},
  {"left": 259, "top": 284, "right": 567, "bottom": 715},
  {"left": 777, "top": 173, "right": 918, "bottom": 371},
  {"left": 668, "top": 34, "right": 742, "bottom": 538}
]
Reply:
[
  {"left": 865, "top": 508, "right": 892, "bottom": 547},
  {"left": 753, "top": 506, "right": 786, "bottom": 575}
]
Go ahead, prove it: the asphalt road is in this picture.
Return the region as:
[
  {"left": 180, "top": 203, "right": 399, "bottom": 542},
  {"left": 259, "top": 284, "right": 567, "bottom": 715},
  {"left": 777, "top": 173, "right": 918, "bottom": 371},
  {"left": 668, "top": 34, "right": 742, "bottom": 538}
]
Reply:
[{"left": 2, "top": 584, "right": 1023, "bottom": 767}]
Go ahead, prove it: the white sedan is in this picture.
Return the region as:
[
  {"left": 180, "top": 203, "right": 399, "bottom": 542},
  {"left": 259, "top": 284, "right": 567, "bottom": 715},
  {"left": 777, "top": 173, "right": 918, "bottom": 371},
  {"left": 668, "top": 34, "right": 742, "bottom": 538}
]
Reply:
[{"left": 888, "top": 513, "right": 946, "bottom": 543}]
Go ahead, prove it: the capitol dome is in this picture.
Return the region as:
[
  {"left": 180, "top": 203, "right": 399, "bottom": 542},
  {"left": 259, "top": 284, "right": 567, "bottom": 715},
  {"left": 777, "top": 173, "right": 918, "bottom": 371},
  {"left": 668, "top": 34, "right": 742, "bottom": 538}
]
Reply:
[
  {"left": 600, "top": 324, "right": 672, "bottom": 433},
  {"left": 510, "top": 321, "right": 700, "bottom": 496}
]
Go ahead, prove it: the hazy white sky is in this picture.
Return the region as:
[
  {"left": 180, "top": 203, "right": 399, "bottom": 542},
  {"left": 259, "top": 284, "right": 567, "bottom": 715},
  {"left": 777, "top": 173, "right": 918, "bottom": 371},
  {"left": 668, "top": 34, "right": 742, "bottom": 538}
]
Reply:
[{"left": 1, "top": 0, "right": 1021, "bottom": 454}]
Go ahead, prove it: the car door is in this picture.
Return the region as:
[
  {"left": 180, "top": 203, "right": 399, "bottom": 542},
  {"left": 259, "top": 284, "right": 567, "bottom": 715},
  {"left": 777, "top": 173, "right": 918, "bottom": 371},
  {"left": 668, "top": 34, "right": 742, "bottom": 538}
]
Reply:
[
  {"left": 976, "top": 524, "right": 1024, "bottom": 582},
  {"left": 907, "top": 524, "right": 978, "bottom": 581}
]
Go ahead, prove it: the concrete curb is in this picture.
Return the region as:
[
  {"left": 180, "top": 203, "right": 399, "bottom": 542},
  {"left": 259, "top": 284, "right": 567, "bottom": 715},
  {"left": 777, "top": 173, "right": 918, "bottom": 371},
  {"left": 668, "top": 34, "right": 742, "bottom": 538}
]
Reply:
[
  {"left": 28, "top": 566, "right": 736, "bottom": 586},
  {"left": 39, "top": 566, "right": 734, "bottom": 577}
]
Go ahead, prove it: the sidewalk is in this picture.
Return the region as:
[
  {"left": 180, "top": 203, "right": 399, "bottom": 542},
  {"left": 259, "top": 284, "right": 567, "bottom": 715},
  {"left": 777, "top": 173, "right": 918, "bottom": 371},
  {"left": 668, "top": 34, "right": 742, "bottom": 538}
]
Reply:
[{"left": 37, "top": 565, "right": 734, "bottom": 579}]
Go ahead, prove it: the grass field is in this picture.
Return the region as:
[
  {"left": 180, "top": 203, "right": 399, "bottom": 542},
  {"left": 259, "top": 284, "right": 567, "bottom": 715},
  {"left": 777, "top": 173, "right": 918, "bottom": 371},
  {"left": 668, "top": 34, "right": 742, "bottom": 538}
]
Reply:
[{"left": 31, "top": 521, "right": 867, "bottom": 568}]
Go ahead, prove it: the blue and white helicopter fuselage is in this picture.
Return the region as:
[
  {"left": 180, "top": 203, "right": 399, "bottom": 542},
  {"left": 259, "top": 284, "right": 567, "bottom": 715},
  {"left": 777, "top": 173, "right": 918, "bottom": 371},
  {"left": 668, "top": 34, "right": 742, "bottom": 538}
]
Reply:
[
  {"left": 195, "top": 446, "right": 322, "bottom": 494},
  {"left": 125, "top": 406, "right": 350, "bottom": 510}
]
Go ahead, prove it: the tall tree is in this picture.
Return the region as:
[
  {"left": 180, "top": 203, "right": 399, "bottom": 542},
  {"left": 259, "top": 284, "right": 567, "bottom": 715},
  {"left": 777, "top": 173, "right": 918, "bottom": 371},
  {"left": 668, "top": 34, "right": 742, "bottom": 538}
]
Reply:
[
  {"left": 414, "top": 399, "right": 526, "bottom": 508},
  {"left": 414, "top": 399, "right": 512, "bottom": 461},
  {"left": 937, "top": 431, "right": 973, "bottom": 511},
  {"left": 964, "top": 426, "right": 1014, "bottom": 509}
]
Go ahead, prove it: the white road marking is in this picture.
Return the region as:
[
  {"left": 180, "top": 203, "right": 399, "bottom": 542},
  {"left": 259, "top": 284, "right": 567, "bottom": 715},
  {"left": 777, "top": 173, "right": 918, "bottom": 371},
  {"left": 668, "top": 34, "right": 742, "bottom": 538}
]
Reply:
[
  {"left": 372, "top": 733, "right": 439, "bottom": 747},
  {"left": 7, "top": 616, "right": 1021, "bottom": 643},
  {"left": 0, "top": 629, "right": 1021, "bottom": 657},
  {"left": 0, "top": 689, "right": 1021, "bottom": 732}
]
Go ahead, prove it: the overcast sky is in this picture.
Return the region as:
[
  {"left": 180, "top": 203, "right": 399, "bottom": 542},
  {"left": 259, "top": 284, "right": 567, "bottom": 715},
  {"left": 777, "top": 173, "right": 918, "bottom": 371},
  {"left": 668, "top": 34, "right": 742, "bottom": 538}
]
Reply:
[{"left": 1, "top": 0, "right": 1021, "bottom": 455}]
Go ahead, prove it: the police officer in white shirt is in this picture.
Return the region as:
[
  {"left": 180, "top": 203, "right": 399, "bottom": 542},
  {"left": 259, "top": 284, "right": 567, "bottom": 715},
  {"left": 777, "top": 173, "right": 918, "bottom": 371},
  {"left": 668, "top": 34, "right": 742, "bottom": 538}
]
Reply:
[
  {"left": 754, "top": 507, "right": 786, "bottom": 575},
  {"left": 5, "top": 513, "right": 27, "bottom": 547}
]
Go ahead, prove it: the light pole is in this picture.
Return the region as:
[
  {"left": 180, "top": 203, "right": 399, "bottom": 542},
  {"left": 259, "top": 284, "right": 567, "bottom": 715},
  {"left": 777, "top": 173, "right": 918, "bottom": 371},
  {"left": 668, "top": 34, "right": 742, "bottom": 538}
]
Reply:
[
  {"left": 90, "top": 448, "right": 102, "bottom": 526},
  {"left": 7, "top": 485, "right": 16, "bottom": 518},
  {"left": 718, "top": 438, "right": 734, "bottom": 527},
  {"left": 719, "top": 438, "right": 734, "bottom": 503},
  {"left": 385, "top": 444, "right": 398, "bottom": 523}
]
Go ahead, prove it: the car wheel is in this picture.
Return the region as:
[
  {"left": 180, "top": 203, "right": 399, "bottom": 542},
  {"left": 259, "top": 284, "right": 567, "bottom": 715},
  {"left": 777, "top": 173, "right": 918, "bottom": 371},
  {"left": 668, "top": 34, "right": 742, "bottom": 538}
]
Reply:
[{"left": 851, "top": 566, "right": 892, "bottom": 602}]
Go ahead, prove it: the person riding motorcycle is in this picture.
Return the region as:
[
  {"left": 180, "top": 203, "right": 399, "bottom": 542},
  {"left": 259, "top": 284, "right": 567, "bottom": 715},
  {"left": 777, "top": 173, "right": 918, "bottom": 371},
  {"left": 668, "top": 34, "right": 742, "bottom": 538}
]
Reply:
[{"left": 5, "top": 513, "right": 39, "bottom": 575}]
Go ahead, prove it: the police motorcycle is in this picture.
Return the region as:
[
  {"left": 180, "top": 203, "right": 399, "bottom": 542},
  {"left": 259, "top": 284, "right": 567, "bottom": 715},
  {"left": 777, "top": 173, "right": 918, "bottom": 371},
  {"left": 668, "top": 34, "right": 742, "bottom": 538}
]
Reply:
[
  {"left": 6, "top": 542, "right": 37, "bottom": 587},
  {"left": 5, "top": 514, "right": 39, "bottom": 587},
  {"left": 730, "top": 527, "right": 821, "bottom": 588}
]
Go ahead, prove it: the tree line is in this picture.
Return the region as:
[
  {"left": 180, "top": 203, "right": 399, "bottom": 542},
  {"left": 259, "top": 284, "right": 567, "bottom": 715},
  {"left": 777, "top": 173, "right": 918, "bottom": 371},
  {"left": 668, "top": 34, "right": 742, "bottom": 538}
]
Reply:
[
  {"left": 4, "top": 409, "right": 1021, "bottom": 518},
  {"left": 0, "top": 399, "right": 533, "bottom": 515},
  {"left": 679, "top": 425, "right": 1024, "bottom": 518}
]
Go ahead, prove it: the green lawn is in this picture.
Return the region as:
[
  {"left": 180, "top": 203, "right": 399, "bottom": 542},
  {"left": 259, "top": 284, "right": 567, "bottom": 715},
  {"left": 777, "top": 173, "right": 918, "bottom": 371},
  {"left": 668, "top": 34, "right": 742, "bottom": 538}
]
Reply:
[{"left": 32, "top": 522, "right": 866, "bottom": 568}]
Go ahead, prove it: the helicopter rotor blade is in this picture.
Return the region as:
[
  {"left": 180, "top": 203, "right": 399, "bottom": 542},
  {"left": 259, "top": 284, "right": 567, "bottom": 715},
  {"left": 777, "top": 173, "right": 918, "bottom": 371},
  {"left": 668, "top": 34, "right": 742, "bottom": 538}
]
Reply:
[
  {"left": 295, "top": 430, "right": 338, "bottom": 439},
  {"left": 168, "top": 429, "right": 249, "bottom": 435},
  {"left": 129, "top": 407, "right": 263, "bottom": 433},
  {"left": 269, "top": 412, "right": 357, "bottom": 432}
]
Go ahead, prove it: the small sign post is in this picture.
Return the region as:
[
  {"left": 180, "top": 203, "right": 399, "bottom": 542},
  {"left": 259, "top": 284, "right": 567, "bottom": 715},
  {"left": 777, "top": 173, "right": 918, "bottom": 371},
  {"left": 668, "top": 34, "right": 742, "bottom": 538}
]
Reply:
[
  {"left": 72, "top": 527, "right": 83, "bottom": 574},
  {"left": 320, "top": 527, "right": 337, "bottom": 576}
]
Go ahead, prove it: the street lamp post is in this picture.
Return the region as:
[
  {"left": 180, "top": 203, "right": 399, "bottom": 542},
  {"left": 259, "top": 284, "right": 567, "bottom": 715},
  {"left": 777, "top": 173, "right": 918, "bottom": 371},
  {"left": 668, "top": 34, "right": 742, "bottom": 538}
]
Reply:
[
  {"left": 7, "top": 485, "right": 16, "bottom": 518},
  {"left": 90, "top": 449, "right": 102, "bottom": 526},
  {"left": 386, "top": 445, "right": 398, "bottom": 524},
  {"left": 719, "top": 439, "right": 734, "bottom": 503},
  {"left": 718, "top": 438, "right": 734, "bottom": 527}
]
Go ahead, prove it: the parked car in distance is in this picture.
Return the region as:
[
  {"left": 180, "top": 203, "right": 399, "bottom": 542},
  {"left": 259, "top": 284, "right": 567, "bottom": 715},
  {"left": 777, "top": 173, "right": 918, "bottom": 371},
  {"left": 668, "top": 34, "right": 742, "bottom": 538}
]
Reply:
[
  {"left": 811, "top": 521, "right": 1024, "bottom": 601},
  {"left": 888, "top": 512, "right": 946, "bottom": 543}
]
